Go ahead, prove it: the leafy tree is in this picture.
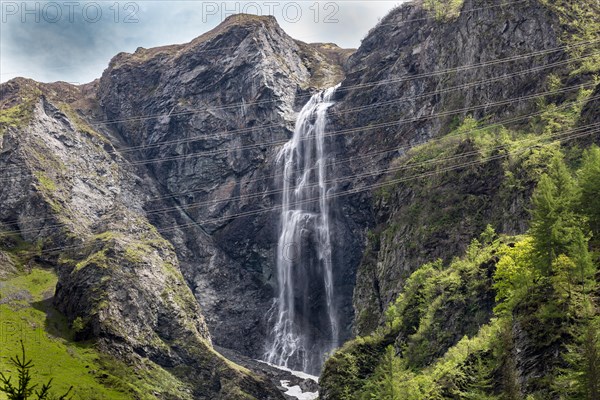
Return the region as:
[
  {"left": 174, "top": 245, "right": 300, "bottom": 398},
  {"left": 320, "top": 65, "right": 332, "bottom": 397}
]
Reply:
[
  {"left": 0, "top": 342, "right": 72, "bottom": 400},
  {"left": 568, "top": 228, "right": 595, "bottom": 296},
  {"left": 552, "top": 254, "right": 577, "bottom": 300},
  {"left": 480, "top": 224, "right": 497, "bottom": 246},
  {"left": 580, "top": 321, "right": 600, "bottom": 400},
  {"left": 380, "top": 345, "right": 400, "bottom": 400},
  {"left": 321, "top": 350, "right": 360, "bottom": 400},
  {"left": 557, "top": 318, "right": 600, "bottom": 400},
  {"left": 462, "top": 355, "right": 497, "bottom": 400}
]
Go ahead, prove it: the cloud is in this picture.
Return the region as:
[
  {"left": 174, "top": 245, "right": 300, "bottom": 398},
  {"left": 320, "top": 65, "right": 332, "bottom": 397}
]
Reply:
[{"left": 0, "top": 1, "right": 401, "bottom": 84}]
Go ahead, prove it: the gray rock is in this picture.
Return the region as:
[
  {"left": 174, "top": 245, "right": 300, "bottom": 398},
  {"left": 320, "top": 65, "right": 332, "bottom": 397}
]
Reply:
[
  {"left": 0, "top": 77, "right": 284, "bottom": 399},
  {"left": 329, "top": 0, "right": 588, "bottom": 336},
  {"left": 95, "top": 14, "right": 353, "bottom": 360},
  {"left": 299, "top": 378, "right": 319, "bottom": 393}
]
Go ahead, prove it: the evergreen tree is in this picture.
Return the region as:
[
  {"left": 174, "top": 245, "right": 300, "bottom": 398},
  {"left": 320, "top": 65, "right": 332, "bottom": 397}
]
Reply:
[
  {"left": 530, "top": 157, "right": 580, "bottom": 275},
  {"left": 581, "top": 321, "right": 600, "bottom": 400},
  {"left": 578, "top": 146, "right": 600, "bottom": 240},
  {"left": 558, "top": 319, "right": 600, "bottom": 400},
  {"left": 0, "top": 342, "right": 72, "bottom": 400},
  {"left": 360, "top": 346, "right": 427, "bottom": 400}
]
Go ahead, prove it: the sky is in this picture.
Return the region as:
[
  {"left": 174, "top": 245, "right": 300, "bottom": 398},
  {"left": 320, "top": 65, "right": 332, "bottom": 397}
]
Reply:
[{"left": 0, "top": 1, "right": 403, "bottom": 84}]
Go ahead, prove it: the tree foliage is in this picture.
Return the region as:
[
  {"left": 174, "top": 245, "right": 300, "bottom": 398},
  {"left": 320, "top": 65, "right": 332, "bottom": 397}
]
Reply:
[
  {"left": 578, "top": 146, "right": 600, "bottom": 240},
  {"left": 493, "top": 237, "right": 538, "bottom": 314},
  {"left": 359, "top": 346, "right": 434, "bottom": 400},
  {"left": 322, "top": 146, "right": 600, "bottom": 399},
  {"left": 530, "top": 156, "right": 582, "bottom": 275}
]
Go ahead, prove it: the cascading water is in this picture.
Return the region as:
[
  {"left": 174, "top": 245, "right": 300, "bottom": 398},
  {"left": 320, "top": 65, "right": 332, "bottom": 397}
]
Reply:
[{"left": 265, "top": 84, "right": 340, "bottom": 374}]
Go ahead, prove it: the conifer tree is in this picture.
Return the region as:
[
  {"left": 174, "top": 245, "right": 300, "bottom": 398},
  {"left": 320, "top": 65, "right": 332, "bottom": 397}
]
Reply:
[
  {"left": 0, "top": 342, "right": 72, "bottom": 400},
  {"left": 578, "top": 146, "right": 600, "bottom": 240},
  {"left": 530, "top": 157, "right": 580, "bottom": 275}
]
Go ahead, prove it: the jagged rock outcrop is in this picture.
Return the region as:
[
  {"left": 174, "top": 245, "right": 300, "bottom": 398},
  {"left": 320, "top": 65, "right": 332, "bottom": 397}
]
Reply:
[
  {"left": 2, "top": 0, "right": 598, "bottom": 395},
  {"left": 317, "top": 0, "right": 598, "bottom": 397}
]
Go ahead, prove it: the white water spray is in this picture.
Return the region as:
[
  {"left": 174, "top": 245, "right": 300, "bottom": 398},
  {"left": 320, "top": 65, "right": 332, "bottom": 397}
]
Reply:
[{"left": 265, "top": 85, "right": 340, "bottom": 373}]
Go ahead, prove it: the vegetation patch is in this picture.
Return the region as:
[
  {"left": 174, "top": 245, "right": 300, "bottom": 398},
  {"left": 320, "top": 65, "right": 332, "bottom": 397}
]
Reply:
[
  {"left": 539, "top": 0, "right": 600, "bottom": 74},
  {"left": 0, "top": 260, "right": 195, "bottom": 399},
  {"left": 322, "top": 146, "right": 600, "bottom": 399},
  {"left": 0, "top": 104, "right": 34, "bottom": 130},
  {"left": 0, "top": 267, "right": 130, "bottom": 399},
  {"left": 423, "top": 0, "right": 464, "bottom": 21},
  {"left": 33, "top": 171, "right": 57, "bottom": 193}
]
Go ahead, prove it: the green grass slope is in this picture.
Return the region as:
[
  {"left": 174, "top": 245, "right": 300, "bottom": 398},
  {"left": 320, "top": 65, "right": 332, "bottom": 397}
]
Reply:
[{"left": 0, "top": 242, "right": 195, "bottom": 400}]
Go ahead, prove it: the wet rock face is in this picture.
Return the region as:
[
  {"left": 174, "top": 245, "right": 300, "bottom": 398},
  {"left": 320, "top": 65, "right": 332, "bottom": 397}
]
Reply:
[{"left": 95, "top": 14, "right": 353, "bottom": 359}]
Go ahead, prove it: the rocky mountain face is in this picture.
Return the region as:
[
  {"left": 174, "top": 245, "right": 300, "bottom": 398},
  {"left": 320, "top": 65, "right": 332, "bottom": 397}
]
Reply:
[
  {"left": 1, "top": 0, "right": 599, "bottom": 398},
  {"left": 0, "top": 78, "right": 284, "bottom": 399},
  {"left": 94, "top": 14, "right": 354, "bottom": 360},
  {"left": 1, "top": 13, "right": 353, "bottom": 399},
  {"left": 327, "top": 0, "right": 600, "bottom": 335},
  {"left": 317, "top": 0, "right": 600, "bottom": 398}
]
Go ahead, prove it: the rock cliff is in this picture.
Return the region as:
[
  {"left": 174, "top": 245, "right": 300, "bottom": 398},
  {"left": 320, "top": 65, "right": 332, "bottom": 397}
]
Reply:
[
  {"left": 0, "top": 78, "right": 284, "bottom": 399},
  {"left": 327, "top": 0, "right": 599, "bottom": 335},
  {"left": 94, "top": 13, "right": 353, "bottom": 359},
  {"left": 1, "top": 0, "right": 599, "bottom": 397},
  {"left": 1, "top": 13, "right": 353, "bottom": 398}
]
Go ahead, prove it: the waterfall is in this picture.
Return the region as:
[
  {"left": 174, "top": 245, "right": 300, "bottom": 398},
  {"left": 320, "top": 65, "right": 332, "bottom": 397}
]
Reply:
[{"left": 265, "top": 84, "right": 340, "bottom": 374}]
